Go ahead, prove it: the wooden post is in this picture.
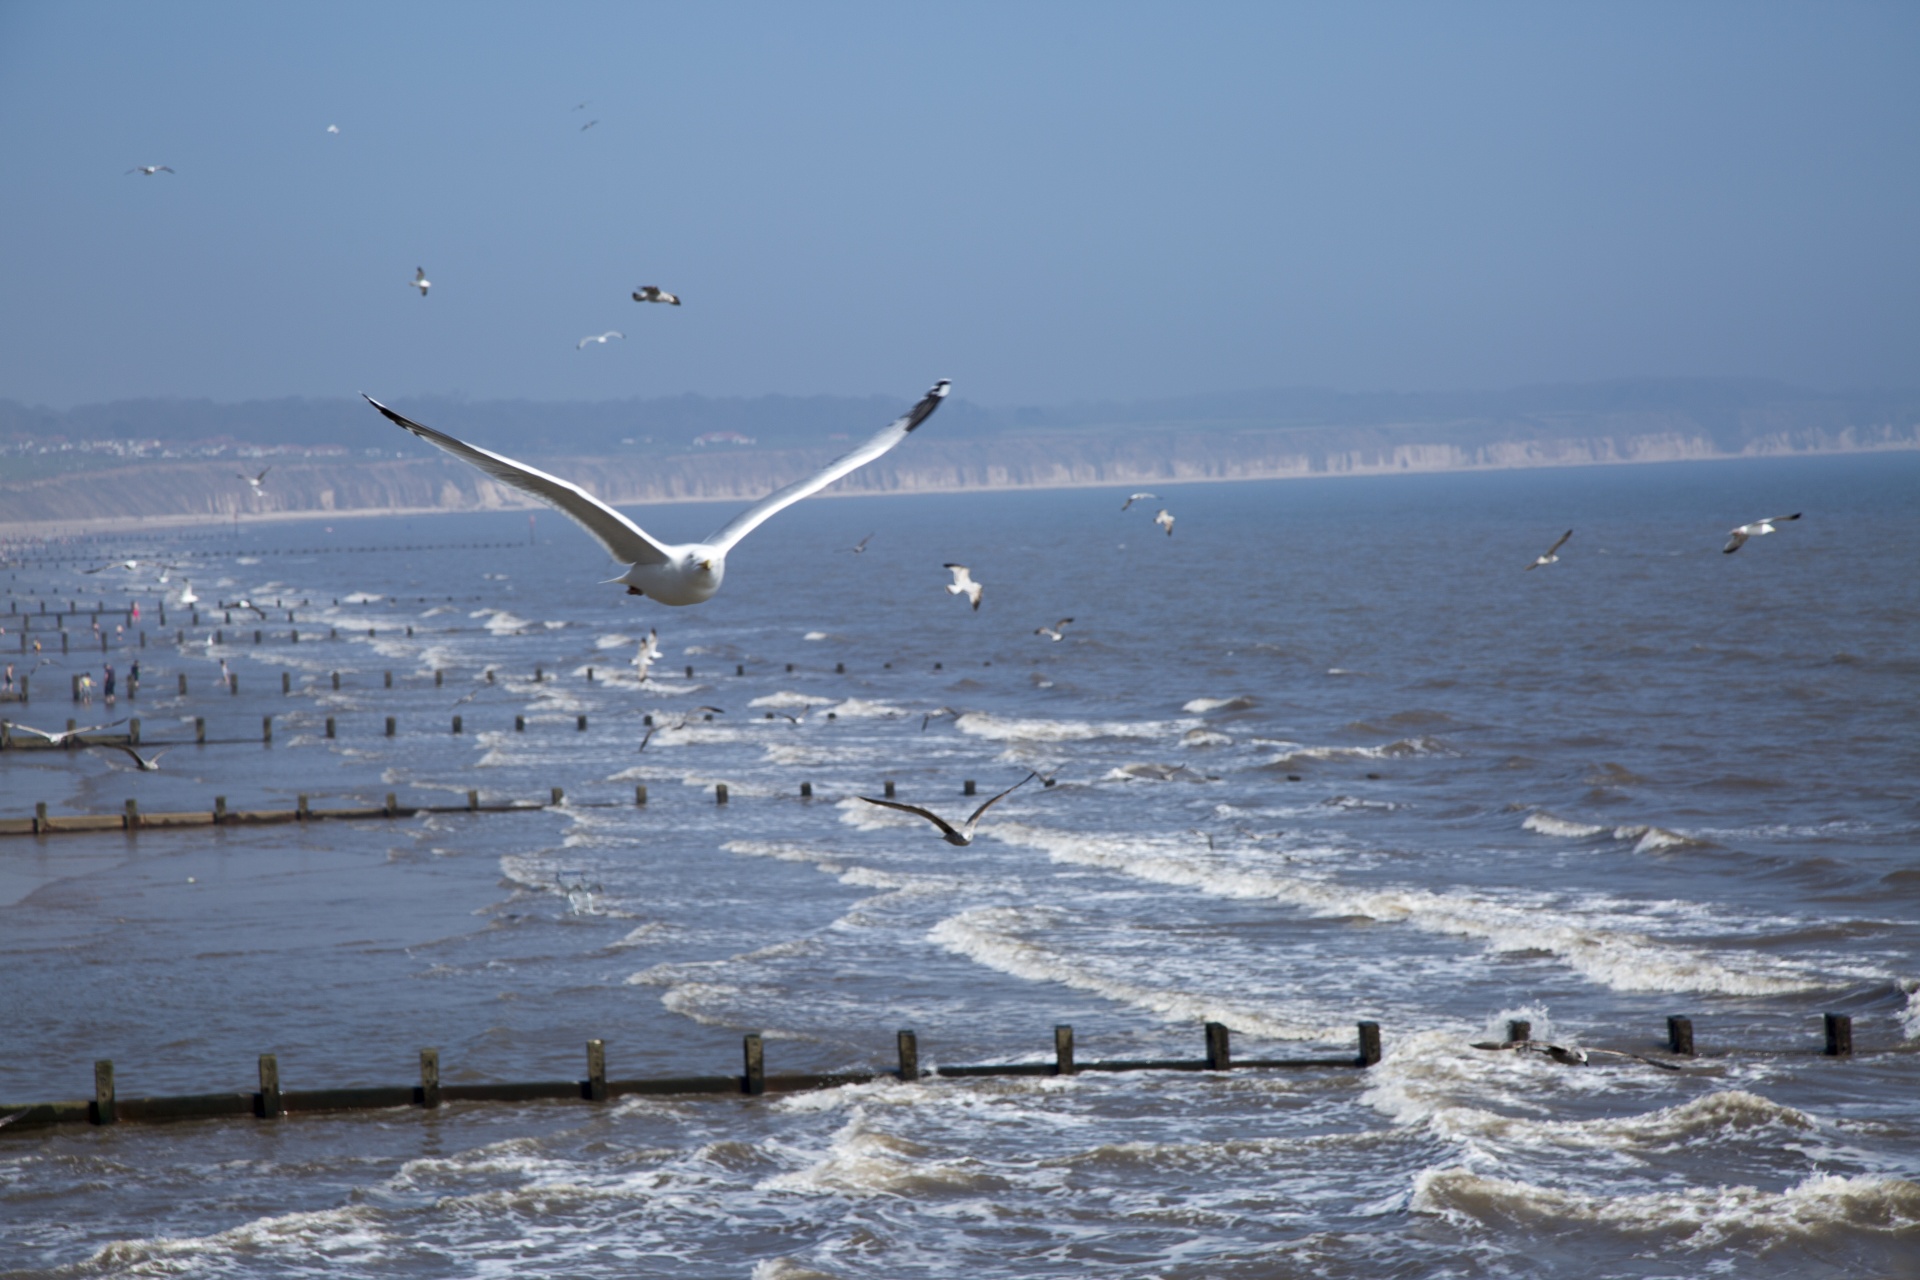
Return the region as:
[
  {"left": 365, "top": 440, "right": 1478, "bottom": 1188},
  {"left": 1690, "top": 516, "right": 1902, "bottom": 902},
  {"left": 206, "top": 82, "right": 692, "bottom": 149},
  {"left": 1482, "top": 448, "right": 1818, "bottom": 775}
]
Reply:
[
  {"left": 735, "top": 664, "right": 744, "bottom": 676},
  {"left": 228, "top": 673, "right": 237, "bottom": 695},
  {"left": 535, "top": 665, "right": 543, "bottom": 682},
  {"left": 586, "top": 1039, "right": 607, "bottom": 1102},
  {"left": 1358, "top": 1021, "right": 1382, "bottom": 1066},
  {"left": 1506, "top": 1019, "right": 1531, "bottom": 1045},
  {"left": 897, "top": 1029, "right": 919, "bottom": 1082},
  {"left": 786, "top": 663, "right": 794, "bottom": 673},
  {"left": 281, "top": 671, "right": 290, "bottom": 694},
  {"left": 884, "top": 780, "right": 896, "bottom": 798},
  {"left": 434, "top": 669, "right": 443, "bottom": 687},
  {"left": 93, "top": 1059, "right": 116, "bottom": 1125},
  {"left": 195, "top": 717, "right": 206, "bottom": 743},
  {"left": 514, "top": 715, "right": 525, "bottom": 732},
  {"left": 1667, "top": 1015, "right": 1695, "bottom": 1056},
  {"left": 129, "top": 718, "right": 140, "bottom": 743},
  {"left": 253, "top": 630, "right": 261, "bottom": 645},
  {"left": 1825, "top": 1013, "right": 1853, "bottom": 1057},
  {"left": 1205, "top": 1021, "right": 1231, "bottom": 1070},
  {"left": 467, "top": 789, "right": 478, "bottom": 811},
  {"left": 684, "top": 665, "right": 693, "bottom": 678},
  {"left": 743, "top": 1033, "right": 765, "bottom": 1095},
  {"left": 576, "top": 714, "right": 587, "bottom": 731},
  {"left": 452, "top": 715, "right": 462, "bottom": 734},
  {"left": 800, "top": 781, "right": 813, "bottom": 798},
  {"left": 385, "top": 716, "right": 395, "bottom": 737},
  {"left": 1054, "top": 1025, "right": 1076, "bottom": 1076},
  {"left": 384, "top": 671, "right": 392, "bottom": 688},
  {"left": 385, "top": 792, "right": 397, "bottom": 816},
  {"left": 262, "top": 715, "right": 272, "bottom": 743},
  {"left": 257, "top": 1054, "right": 281, "bottom": 1118},
  {"left": 550, "top": 786, "right": 564, "bottom": 806},
  {"left": 124, "top": 798, "right": 139, "bottom": 829},
  {"left": 34, "top": 801, "right": 46, "bottom": 833},
  {"left": 297, "top": 794, "right": 310, "bottom": 820},
  {"left": 716, "top": 783, "right": 729, "bottom": 805},
  {"left": 178, "top": 673, "right": 187, "bottom": 695},
  {"left": 289, "top": 630, "right": 298, "bottom": 644},
  {"left": 215, "top": 795, "right": 227, "bottom": 822},
  {"left": 418, "top": 1048, "right": 440, "bottom": 1108},
  {"left": 325, "top": 717, "right": 335, "bottom": 739},
  {"left": 963, "top": 780, "right": 977, "bottom": 796},
  {"left": 634, "top": 785, "right": 648, "bottom": 806},
  {"left": 331, "top": 671, "right": 340, "bottom": 690},
  {"left": 71, "top": 672, "right": 79, "bottom": 702}
]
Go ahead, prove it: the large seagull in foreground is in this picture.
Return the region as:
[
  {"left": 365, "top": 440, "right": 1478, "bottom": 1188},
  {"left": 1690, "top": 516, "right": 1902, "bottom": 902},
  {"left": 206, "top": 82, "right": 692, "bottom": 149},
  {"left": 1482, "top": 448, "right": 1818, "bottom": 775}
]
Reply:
[{"left": 364, "top": 380, "right": 949, "bottom": 606}]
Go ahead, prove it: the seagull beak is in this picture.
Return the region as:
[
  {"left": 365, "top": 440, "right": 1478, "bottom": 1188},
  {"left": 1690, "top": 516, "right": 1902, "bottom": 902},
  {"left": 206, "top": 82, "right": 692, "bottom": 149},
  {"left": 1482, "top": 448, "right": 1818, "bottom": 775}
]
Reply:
[{"left": 700, "top": 559, "right": 713, "bottom": 572}]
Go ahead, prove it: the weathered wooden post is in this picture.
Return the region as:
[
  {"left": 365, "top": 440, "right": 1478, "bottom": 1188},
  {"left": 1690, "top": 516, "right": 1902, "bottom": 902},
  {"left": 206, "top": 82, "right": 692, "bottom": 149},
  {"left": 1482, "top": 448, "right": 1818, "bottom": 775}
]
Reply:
[
  {"left": 835, "top": 662, "right": 845, "bottom": 674},
  {"left": 1358, "top": 1021, "right": 1382, "bottom": 1066},
  {"left": 634, "top": 785, "right": 648, "bottom": 806},
  {"left": 786, "top": 663, "right": 794, "bottom": 673},
  {"left": 70, "top": 672, "right": 79, "bottom": 701},
  {"left": 451, "top": 715, "right": 463, "bottom": 734},
  {"left": 331, "top": 671, "right": 340, "bottom": 690},
  {"left": 514, "top": 715, "right": 525, "bottom": 732},
  {"left": 535, "top": 665, "right": 543, "bottom": 682},
  {"left": 385, "top": 793, "right": 398, "bottom": 817},
  {"left": 897, "top": 1030, "right": 919, "bottom": 1082},
  {"left": 467, "top": 789, "right": 478, "bottom": 811},
  {"left": 434, "top": 669, "right": 444, "bottom": 687},
  {"left": 228, "top": 673, "right": 237, "bottom": 695},
  {"left": 715, "top": 783, "right": 729, "bottom": 805},
  {"left": 735, "top": 664, "right": 744, "bottom": 676},
  {"left": 325, "top": 717, "right": 336, "bottom": 739},
  {"left": 129, "top": 718, "right": 140, "bottom": 744},
  {"left": 550, "top": 787, "right": 564, "bottom": 806},
  {"left": 93, "top": 1060, "right": 116, "bottom": 1125},
  {"left": 257, "top": 1054, "right": 281, "bottom": 1118},
  {"left": 586, "top": 1039, "right": 607, "bottom": 1102},
  {"left": 684, "top": 664, "right": 693, "bottom": 678},
  {"left": 963, "top": 780, "right": 977, "bottom": 796},
  {"left": 297, "top": 794, "right": 310, "bottom": 820},
  {"left": 123, "top": 798, "right": 139, "bottom": 829},
  {"left": 1667, "top": 1016, "right": 1695, "bottom": 1056},
  {"left": 743, "top": 1034, "right": 765, "bottom": 1096},
  {"left": 33, "top": 801, "right": 47, "bottom": 833},
  {"left": 384, "top": 671, "right": 393, "bottom": 688},
  {"left": 1506, "top": 1019, "right": 1531, "bottom": 1045},
  {"left": 1054, "top": 1025, "right": 1076, "bottom": 1076},
  {"left": 178, "top": 673, "right": 188, "bottom": 695},
  {"left": 385, "top": 716, "right": 395, "bottom": 737},
  {"left": 1205, "top": 1021, "right": 1231, "bottom": 1070},
  {"left": 799, "top": 781, "right": 813, "bottom": 798},
  {"left": 215, "top": 796, "right": 227, "bottom": 822},
  {"left": 281, "top": 672, "right": 290, "bottom": 694},
  {"left": 195, "top": 717, "right": 206, "bottom": 744},
  {"left": 576, "top": 714, "right": 587, "bottom": 731},
  {"left": 884, "top": 780, "right": 896, "bottom": 798},
  {"left": 1825, "top": 1013, "right": 1853, "bottom": 1057},
  {"left": 253, "top": 630, "right": 261, "bottom": 645},
  {"left": 419, "top": 1049, "right": 440, "bottom": 1109},
  {"left": 262, "top": 715, "right": 272, "bottom": 743}
]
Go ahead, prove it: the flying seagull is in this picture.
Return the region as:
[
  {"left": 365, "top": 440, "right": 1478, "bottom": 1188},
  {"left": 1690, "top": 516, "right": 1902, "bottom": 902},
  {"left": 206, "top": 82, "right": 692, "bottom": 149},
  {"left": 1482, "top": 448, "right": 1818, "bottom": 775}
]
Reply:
[
  {"left": 944, "top": 563, "right": 982, "bottom": 611},
  {"left": 238, "top": 467, "right": 270, "bottom": 492},
  {"left": 127, "top": 165, "right": 174, "bottom": 176},
  {"left": 222, "top": 599, "right": 269, "bottom": 618},
  {"left": 362, "top": 380, "right": 948, "bottom": 606},
  {"left": 921, "top": 706, "right": 959, "bottom": 731},
  {"left": 632, "top": 285, "right": 680, "bottom": 305},
  {"left": 175, "top": 581, "right": 199, "bottom": 606},
  {"left": 633, "top": 629, "right": 660, "bottom": 681},
  {"left": 412, "top": 267, "right": 431, "bottom": 297},
  {"left": 843, "top": 533, "right": 875, "bottom": 554},
  {"left": 857, "top": 772, "right": 1038, "bottom": 847},
  {"left": 576, "top": 330, "right": 624, "bottom": 349},
  {"left": 326, "top": 124, "right": 339, "bottom": 135},
  {"left": 1034, "top": 617, "right": 1074, "bottom": 642},
  {"left": 93, "top": 742, "right": 169, "bottom": 772},
  {"left": 638, "top": 706, "right": 724, "bottom": 752},
  {"left": 3, "top": 718, "right": 127, "bottom": 747},
  {"left": 1470, "top": 1038, "right": 1682, "bottom": 1072},
  {"left": 580, "top": 119, "right": 599, "bottom": 132},
  {"left": 82, "top": 559, "right": 140, "bottom": 576},
  {"left": 1154, "top": 509, "right": 1175, "bottom": 537},
  {"left": 1526, "top": 530, "right": 1573, "bottom": 570},
  {"left": 1723, "top": 513, "right": 1801, "bottom": 554},
  {"left": 1120, "top": 492, "right": 1157, "bottom": 511}
]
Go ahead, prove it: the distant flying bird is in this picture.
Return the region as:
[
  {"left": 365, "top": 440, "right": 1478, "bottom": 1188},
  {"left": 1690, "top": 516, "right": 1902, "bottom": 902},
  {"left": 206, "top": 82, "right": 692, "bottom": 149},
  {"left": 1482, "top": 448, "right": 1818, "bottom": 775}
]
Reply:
[
  {"left": 632, "top": 285, "right": 680, "bottom": 305},
  {"left": 576, "top": 330, "right": 624, "bottom": 349},
  {"left": 3, "top": 718, "right": 126, "bottom": 747},
  {"left": 572, "top": 101, "right": 590, "bottom": 111},
  {"left": 127, "top": 165, "right": 174, "bottom": 176},
  {"left": 94, "top": 742, "right": 169, "bottom": 772},
  {"left": 175, "top": 581, "right": 199, "bottom": 606},
  {"left": 1526, "top": 530, "right": 1573, "bottom": 570},
  {"left": 944, "top": 563, "right": 982, "bottom": 611},
  {"left": 1723, "top": 513, "right": 1801, "bottom": 554},
  {"left": 221, "top": 599, "right": 269, "bottom": 618},
  {"left": 412, "top": 267, "right": 431, "bottom": 297},
  {"left": 1033, "top": 617, "right": 1074, "bottom": 642},
  {"left": 633, "top": 628, "right": 660, "bottom": 680},
  {"left": 638, "top": 706, "right": 724, "bottom": 751},
  {"left": 363, "top": 379, "right": 948, "bottom": 606},
  {"left": 325, "top": 124, "right": 339, "bottom": 135},
  {"left": 580, "top": 119, "right": 599, "bottom": 132},
  {"left": 921, "top": 706, "right": 958, "bottom": 731},
  {"left": 843, "top": 533, "right": 875, "bottom": 554},
  {"left": 1154, "top": 509, "right": 1175, "bottom": 537},
  {"left": 858, "top": 772, "right": 1038, "bottom": 847},
  {"left": 82, "top": 559, "right": 140, "bottom": 575},
  {"left": 1120, "top": 492, "right": 1157, "bottom": 511},
  {"left": 238, "top": 467, "right": 270, "bottom": 492}
]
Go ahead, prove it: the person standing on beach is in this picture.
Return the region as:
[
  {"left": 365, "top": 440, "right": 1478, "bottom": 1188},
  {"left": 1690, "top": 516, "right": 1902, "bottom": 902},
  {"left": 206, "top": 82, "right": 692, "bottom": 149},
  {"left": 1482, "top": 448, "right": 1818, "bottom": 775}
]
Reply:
[
  {"left": 104, "top": 663, "right": 116, "bottom": 704},
  {"left": 79, "top": 673, "right": 94, "bottom": 703},
  {"left": 3, "top": 663, "right": 12, "bottom": 693}
]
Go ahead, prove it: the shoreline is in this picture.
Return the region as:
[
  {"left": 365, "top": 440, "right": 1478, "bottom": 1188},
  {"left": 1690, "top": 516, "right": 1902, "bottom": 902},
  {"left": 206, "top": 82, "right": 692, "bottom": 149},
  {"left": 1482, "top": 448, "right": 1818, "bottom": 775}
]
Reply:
[{"left": 2, "top": 438, "right": 1912, "bottom": 542}]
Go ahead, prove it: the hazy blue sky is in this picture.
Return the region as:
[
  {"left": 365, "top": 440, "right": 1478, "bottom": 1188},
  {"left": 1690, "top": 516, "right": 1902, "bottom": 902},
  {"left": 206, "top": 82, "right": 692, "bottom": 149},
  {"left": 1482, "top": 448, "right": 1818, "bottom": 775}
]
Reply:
[{"left": 1, "top": 2, "right": 1915, "bottom": 409}]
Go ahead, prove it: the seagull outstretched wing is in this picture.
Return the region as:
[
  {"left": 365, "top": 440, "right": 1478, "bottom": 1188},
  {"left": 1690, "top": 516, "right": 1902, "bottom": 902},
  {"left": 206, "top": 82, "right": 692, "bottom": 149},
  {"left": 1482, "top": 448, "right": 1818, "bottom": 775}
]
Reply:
[
  {"left": 704, "top": 380, "right": 949, "bottom": 553},
  {"left": 363, "top": 396, "right": 672, "bottom": 567}
]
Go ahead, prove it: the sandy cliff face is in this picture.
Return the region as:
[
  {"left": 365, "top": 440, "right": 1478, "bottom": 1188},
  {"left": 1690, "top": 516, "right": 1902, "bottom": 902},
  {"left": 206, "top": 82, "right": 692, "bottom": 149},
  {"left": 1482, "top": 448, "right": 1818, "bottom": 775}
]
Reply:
[{"left": 2, "top": 420, "right": 1913, "bottom": 536}]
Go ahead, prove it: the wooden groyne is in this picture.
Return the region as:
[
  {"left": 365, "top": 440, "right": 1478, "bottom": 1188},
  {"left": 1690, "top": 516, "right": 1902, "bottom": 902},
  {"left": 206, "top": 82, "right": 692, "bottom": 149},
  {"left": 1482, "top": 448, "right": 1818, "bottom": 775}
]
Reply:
[
  {"left": 0, "top": 789, "right": 575, "bottom": 837},
  {"left": 0, "top": 1022, "right": 1383, "bottom": 1134}
]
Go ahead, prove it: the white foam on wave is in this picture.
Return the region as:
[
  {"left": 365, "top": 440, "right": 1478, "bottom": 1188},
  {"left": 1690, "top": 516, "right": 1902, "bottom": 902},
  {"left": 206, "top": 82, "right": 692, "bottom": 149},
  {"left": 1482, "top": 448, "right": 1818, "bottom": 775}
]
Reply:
[
  {"left": 1410, "top": 1166, "right": 1920, "bottom": 1250},
  {"left": 957, "top": 712, "right": 1189, "bottom": 743},
  {"left": 1266, "top": 737, "right": 1444, "bottom": 766},
  {"left": 929, "top": 904, "right": 1352, "bottom": 1041},
  {"left": 1525, "top": 812, "right": 1712, "bottom": 853},
  {"left": 341, "top": 591, "right": 382, "bottom": 604},
  {"left": 826, "top": 697, "right": 909, "bottom": 720},
  {"left": 750, "top": 691, "right": 837, "bottom": 709},
  {"left": 1181, "top": 728, "right": 1233, "bottom": 748},
  {"left": 469, "top": 607, "right": 530, "bottom": 636},
  {"left": 803, "top": 631, "right": 830, "bottom": 641},
  {"left": 991, "top": 822, "right": 1825, "bottom": 996},
  {"left": 1524, "top": 812, "right": 1609, "bottom": 839},
  {"left": 1101, "top": 762, "right": 1215, "bottom": 784},
  {"left": 1183, "top": 696, "right": 1255, "bottom": 713},
  {"left": 757, "top": 1111, "right": 1013, "bottom": 1197},
  {"left": 595, "top": 632, "right": 636, "bottom": 650}
]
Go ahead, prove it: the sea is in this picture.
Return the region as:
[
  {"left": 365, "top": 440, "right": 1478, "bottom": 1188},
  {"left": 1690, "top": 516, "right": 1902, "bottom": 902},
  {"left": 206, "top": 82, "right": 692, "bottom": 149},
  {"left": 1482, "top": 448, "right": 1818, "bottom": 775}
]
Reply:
[{"left": 1, "top": 452, "right": 1916, "bottom": 1278}]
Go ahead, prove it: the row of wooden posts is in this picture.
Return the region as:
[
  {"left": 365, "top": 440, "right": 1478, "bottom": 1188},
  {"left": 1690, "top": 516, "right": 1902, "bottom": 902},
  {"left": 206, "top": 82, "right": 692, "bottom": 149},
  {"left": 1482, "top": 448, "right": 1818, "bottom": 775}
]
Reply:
[
  {"left": 1501, "top": 1015, "right": 1859, "bottom": 1059},
  {"left": 1, "top": 1022, "right": 1384, "bottom": 1133},
  {"left": 2, "top": 778, "right": 973, "bottom": 836}
]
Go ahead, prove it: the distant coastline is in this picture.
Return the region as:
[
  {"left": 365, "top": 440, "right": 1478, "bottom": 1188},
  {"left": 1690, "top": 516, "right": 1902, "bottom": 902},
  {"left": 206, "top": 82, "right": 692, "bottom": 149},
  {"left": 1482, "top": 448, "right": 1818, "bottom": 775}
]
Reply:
[{"left": 3, "top": 421, "right": 1913, "bottom": 540}]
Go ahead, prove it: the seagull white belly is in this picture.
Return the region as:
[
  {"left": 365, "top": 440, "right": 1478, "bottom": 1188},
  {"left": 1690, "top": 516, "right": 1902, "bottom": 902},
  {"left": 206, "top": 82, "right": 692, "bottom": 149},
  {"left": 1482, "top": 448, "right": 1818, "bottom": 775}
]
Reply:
[{"left": 619, "top": 555, "right": 725, "bottom": 606}]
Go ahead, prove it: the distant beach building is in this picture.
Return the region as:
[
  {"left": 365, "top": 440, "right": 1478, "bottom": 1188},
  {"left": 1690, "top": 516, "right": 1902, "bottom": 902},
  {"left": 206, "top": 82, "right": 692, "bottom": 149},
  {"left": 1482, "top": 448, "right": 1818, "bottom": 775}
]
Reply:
[{"left": 691, "top": 432, "right": 757, "bottom": 448}]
